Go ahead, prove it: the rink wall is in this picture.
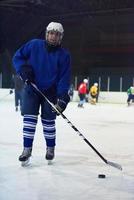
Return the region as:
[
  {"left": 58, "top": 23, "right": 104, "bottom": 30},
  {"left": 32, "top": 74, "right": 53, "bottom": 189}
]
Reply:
[
  {"left": 73, "top": 90, "right": 127, "bottom": 104},
  {"left": 0, "top": 89, "right": 127, "bottom": 104}
]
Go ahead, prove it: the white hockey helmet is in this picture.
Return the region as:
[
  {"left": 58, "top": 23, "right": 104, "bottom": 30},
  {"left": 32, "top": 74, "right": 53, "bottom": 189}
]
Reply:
[
  {"left": 46, "top": 22, "right": 64, "bottom": 34},
  {"left": 46, "top": 22, "right": 64, "bottom": 45},
  {"left": 83, "top": 79, "right": 88, "bottom": 84},
  {"left": 94, "top": 82, "right": 98, "bottom": 87}
]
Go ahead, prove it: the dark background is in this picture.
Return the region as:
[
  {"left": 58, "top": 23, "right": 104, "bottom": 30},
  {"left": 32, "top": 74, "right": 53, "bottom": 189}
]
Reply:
[{"left": 0, "top": 0, "right": 134, "bottom": 90}]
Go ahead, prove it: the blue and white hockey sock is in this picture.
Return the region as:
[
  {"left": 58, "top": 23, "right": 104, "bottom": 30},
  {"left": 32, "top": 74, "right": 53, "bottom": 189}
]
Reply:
[
  {"left": 23, "top": 115, "right": 38, "bottom": 147},
  {"left": 41, "top": 118, "right": 56, "bottom": 147}
]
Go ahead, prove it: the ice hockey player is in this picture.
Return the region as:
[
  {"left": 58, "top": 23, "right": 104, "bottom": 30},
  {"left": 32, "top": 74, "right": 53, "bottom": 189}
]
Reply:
[
  {"left": 127, "top": 86, "right": 134, "bottom": 106},
  {"left": 12, "top": 22, "right": 71, "bottom": 165},
  {"left": 77, "top": 79, "right": 88, "bottom": 108},
  {"left": 89, "top": 82, "right": 99, "bottom": 105},
  {"left": 10, "top": 74, "right": 24, "bottom": 112},
  {"left": 68, "top": 84, "right": 74, "bottom": 101}
]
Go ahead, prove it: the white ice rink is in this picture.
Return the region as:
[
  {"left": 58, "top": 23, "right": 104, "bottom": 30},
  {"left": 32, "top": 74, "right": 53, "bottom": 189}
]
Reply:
[{"left": 0, "top": 97, "right": 134, "bottom": 200}]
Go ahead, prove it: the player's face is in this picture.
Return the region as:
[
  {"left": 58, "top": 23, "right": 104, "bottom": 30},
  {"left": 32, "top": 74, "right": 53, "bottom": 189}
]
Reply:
[{"left": 47, "top": 31, "right": 61, "bottom": 46}]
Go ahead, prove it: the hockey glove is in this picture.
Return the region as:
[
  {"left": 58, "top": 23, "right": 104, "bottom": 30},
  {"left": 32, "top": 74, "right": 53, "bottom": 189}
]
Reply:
[
  {"left": 20, "top": 64, "right": 34, "bottom": 84},
  {"left": 55, "top": 93, "right": 70, "bottom": 115}
]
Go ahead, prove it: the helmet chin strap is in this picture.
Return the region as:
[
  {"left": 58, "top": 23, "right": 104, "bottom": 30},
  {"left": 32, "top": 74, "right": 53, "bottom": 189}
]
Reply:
[
  {"left": 46, "top": 41, "right": 61, "bottom": 52},
  {"left": 46, "top": 40, "right": 60, "bottom": 47}
]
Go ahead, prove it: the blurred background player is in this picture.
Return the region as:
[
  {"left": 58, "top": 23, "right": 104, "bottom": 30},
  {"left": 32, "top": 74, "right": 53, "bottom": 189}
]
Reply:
[
  {"left": 78, "top": 78, "right": 88, "bottom": 108},
  {"left": 127, "top": 86, "right": 134, "bottom": 106},
  {"left": 89, "top": 82, "right": 99, "bottom": 105},
  {"left": 68, "top": 83, "right": 74, "bottom": 101},
  {"left": 10, "top": 74, "right": 24, "bottom": 111}
]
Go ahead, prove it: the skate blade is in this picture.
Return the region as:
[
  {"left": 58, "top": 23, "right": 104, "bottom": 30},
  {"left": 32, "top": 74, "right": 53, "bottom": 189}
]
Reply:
[{"left": 21, "top": 158, "right": 30, "bottom": 167}]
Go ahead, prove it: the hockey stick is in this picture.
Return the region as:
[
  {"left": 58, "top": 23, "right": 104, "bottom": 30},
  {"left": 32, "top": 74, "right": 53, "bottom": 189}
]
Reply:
[{"left": 31, "top": 83, "right": 122, "bottom": 171}]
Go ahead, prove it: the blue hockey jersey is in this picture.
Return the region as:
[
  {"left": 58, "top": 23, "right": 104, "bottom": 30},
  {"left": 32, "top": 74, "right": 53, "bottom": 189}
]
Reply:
[{"left": 12, "top": 39, "right": 71, "bottom": 97}]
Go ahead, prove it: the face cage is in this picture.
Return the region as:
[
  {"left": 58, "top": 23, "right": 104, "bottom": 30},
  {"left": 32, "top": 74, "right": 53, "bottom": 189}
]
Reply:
[{"left": 46, "top": 31, "right": 63, "bottom": 46}]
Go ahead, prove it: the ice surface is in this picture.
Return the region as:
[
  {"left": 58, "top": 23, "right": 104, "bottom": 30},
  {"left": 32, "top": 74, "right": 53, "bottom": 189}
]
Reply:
[{"left": 0, "top": 99, "right": 134, "bottom": 200}]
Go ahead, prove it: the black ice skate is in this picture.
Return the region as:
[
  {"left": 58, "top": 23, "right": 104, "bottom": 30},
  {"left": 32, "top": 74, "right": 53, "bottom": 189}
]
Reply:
[
  {"left": 78, "top": 104, "right": 84, "bottom": 108},
  {"left": 15, "top": 106, "right": 18, "bottom": 111},
  {"left": 127, "top": 102, "right": 130, "bottom": 106},
  {"left": 19, "top": 147, "right": 32, "bottom": 166},
  {"left": 46, "top": 147, "right": 55, "bottom": 164}
]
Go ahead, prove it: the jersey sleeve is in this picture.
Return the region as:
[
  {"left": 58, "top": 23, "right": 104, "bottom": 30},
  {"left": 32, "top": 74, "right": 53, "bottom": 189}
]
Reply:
[{"left": 12, "top": 40, "right": 34, "bottom": 73}]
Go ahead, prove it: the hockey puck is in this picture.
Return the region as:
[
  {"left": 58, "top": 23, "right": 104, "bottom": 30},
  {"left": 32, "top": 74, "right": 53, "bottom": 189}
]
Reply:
[{"left": 98, "top": 174, "right": 106, "bottom": 178}]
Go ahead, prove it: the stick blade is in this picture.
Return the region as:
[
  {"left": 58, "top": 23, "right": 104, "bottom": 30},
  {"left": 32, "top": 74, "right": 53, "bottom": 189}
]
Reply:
[{"left": 107, "top": 161, "right": 122, "bottom": 171}]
